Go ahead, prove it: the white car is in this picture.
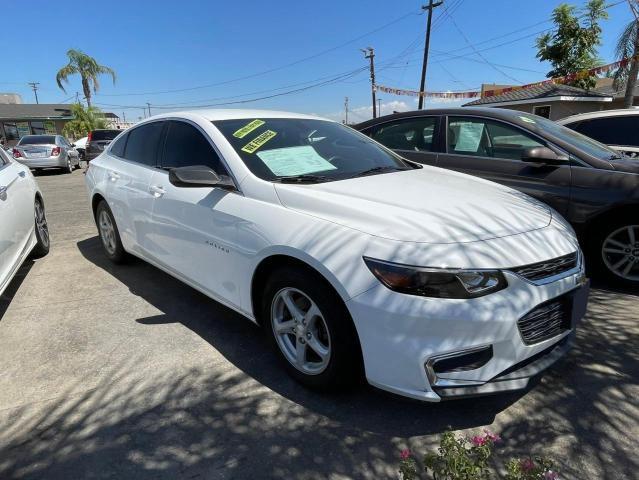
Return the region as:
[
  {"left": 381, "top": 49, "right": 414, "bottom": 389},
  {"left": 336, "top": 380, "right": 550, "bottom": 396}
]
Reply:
[
  {"left": 85, "top": 110, "right": 589, "bottom": 402},
  {"left": 558, "top": 109, "right": 639, "bottom": 157},
  {"left": 0, "top": 148, "right": 49, "bottom": 298}
]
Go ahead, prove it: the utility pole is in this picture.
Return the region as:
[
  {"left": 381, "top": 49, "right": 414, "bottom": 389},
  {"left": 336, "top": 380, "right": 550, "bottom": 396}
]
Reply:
[
  {"left": 344, "top": 97, "right": 349, "bottom": 124},
  {"left": 75, "top": 92, "right": 80, "bottom": 104},
  {"left": 27, "top": 82, "right": 40, "bottom": 104},
  {"left": 122, "top": 112, "right": 127, "bottom": 123},
  {"left": 377, "top": 98, "right": 382, "bottom": 117},
  {"left": 146, "top": 102, "right": 152, "bottom": 117},
  {"left": 418, "top": 0, "right": 443, "bottom": 109},
  {"left": 361, "top": 47, "right": 377, "bottom": 118}
]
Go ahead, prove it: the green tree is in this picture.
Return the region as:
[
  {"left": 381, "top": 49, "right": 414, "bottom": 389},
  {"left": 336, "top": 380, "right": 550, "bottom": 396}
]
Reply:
[
  {"left": 56, "top": 49, "right": 116, "bottom": 107},
  {"left": 536, "top": 0, "right": 608, "bottom": 90},
  {"left": 62, "top": 103, "right": 109, "bottom": 139},
  {"left": 613, "top": 1, "right": 639, "bottom": 108}
]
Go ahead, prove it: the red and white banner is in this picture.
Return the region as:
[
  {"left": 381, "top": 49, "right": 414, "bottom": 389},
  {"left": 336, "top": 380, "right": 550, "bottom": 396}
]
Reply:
[{"left": 375, "top": 56, "right": 635, "bottom": 100}]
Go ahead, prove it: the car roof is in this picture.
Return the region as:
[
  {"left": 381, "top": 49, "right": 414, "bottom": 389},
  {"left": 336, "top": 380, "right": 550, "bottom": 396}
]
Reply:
[
  {"left": 353, "top": 107, "right": 538, "bottom": 130},
  {"left": 557, "top": 108, "right": 639, "bottom": 124},
  {"left": 148, "top": 108, "right": 327, "bottom": 122}
]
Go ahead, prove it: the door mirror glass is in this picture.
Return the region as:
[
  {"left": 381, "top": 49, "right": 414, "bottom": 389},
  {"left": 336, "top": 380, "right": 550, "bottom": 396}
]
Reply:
[
  {"left": 521, "top": 146, "right": 567, "bottom": 165},
  {"left": 168, "top": 165, "right": 235, "bottom": 189}
]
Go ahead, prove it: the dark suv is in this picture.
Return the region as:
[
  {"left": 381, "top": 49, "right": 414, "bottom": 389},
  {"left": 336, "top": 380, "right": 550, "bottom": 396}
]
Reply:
[
  {"left": 356, "top": 107, "right": 639, "bottom": 287},
  {"left": 85, "top": 129, "right": 122, "bottom": 162}
]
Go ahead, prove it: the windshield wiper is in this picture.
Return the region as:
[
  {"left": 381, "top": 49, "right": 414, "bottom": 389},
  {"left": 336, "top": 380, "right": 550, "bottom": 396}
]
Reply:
[
  {"left": 351, "top": 166, "right": 408, "bottom": 178},
  {"left": 276, "top": 174, "right": 333, "bottom": 184}
]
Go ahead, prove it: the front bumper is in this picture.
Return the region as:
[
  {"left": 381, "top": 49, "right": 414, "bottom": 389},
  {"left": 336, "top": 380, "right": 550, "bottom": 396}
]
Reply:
[
  {"left": 17, "top": 155, "right": 66, "bottom": 169},
  {"left": 346, "top": 269, "right": 589, "bottom": 402}
]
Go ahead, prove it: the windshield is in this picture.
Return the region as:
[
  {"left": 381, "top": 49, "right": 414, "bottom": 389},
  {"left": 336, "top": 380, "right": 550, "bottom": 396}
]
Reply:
[
  {"left": 19, "top": 135, "right": 56, "bottom": 145},
  {"left": 520, "top": 113, "right": 621, "bottom": 160},
  {"left": 213, "top": 118, "right": 414, "bottom": 182}
]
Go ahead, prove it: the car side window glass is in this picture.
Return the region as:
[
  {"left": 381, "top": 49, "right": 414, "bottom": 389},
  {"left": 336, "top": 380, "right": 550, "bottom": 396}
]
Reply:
[
  {"left": 162, "top": 121, "right": 225, "bottom": 173},
  {"left": 572, "top": 116, "right": 639, "bottom": 147},
  {"left": 122, "top": 122, "right": 164, "bottom": 166},
  {"left": 110, "top": 133, "right": 127, "bottom": 157},
  {"left": 447, "top": 117, "right": 543, "bottom": 160},
  {"left": 370, "top": 117, "right": 437, "bottom": 152},
  {"left": 0, "top": 148, "right": 8, "bottom": 166}
]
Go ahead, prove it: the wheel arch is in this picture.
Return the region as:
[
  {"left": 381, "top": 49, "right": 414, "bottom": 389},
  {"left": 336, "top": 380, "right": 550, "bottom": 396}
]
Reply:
[
  {"left": 250, "top": 251, "right": 350, "bottom": 325},
  {"left": 91, "top": 192, "right": 106, "bottom": 219},
  {"left": 583, "top": 203, "right": 639, "bottom": 239}
]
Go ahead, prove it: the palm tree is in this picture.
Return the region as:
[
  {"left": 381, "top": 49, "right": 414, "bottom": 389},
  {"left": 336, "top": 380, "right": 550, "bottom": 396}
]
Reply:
[
  {"left": 56, "top": 49, "right": 116, "bottom": 107},
  {"left": 62, "top": 103, "right": 109, "bottom": 139},
  {"left": 614, "top": 3, "right": 639, "bottom": 108}
]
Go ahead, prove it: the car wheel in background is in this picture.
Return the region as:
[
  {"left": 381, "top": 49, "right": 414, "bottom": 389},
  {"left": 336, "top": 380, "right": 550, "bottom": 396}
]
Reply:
[
  {"left": 95, "top": 200, "right": 127, "bottom": 264},
  {"left": 261, "top": 266, "right": 362, "bottom": 391},
  {"left": 64, "top": 157, "right": 73, "bottom": 174},
  {"left": 591, "top": 219, "right": 639, "bottom": 287},
  {"left": 31, "top": 197, "right": 50, "bottom": 258}
]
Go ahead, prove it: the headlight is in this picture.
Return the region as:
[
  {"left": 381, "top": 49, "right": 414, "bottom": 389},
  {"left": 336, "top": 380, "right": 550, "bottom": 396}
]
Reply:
[{"left": 363, "top": 257, "right": 507, "bottom": 299}]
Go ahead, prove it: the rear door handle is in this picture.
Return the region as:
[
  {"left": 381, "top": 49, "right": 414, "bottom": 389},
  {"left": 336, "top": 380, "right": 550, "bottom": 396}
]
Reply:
[
  {"left": 108, "top": 171, "right": 120, "bottom": 181},
  {"left": 149, "top": 185, "right": 165, "bottom": 197}
]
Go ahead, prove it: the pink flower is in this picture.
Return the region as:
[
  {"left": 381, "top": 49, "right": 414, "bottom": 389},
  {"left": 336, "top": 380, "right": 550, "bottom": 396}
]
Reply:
[
  {"left": 471, "top": 435, "right": 487, "bottom": 447},
  {"left": 520, "top": 458, "right": 535, "bottom": 472},
  {"left": 544, "top": 471, "right": 559, "bottom": 480},
  {"left": 400, "top": 449, "right": 412, "bottom": 460},
  {"left": 483, "top": 430, "right": 502, "bottom": 443}
]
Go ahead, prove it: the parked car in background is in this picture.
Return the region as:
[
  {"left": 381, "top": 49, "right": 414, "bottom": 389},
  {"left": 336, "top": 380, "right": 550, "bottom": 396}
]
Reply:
[
  {"left": 85, "top": 129, "right": 121, "bottom": 162},
  {"left": 12, "top": 135, "right": 80, "bottom": 174},
  {"left": 0, "top": 148, "right": 49, "bottom": 297},
  {"left": 557, "top": 109, "right": 639, "bottom": 158},
  {"left": 86, "top": 109, "right": 588, "bottom": 402},
  {"left": 73, "top": 136, "right": 88, "bottom": 161},
  {"left": 356, "top": 107, "right": 639, "bottom": 287}
]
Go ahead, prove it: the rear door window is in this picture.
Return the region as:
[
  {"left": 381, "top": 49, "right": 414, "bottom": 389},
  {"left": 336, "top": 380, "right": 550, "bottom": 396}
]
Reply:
[
  {"left": 122, "top": 122, "right": 164, "bottom": 167},
  {"left": 369, "top": 117, "right": 438, "bottom": 152},
  {"left": 109, "top": 133, "right": 127, "bottom": 157}
]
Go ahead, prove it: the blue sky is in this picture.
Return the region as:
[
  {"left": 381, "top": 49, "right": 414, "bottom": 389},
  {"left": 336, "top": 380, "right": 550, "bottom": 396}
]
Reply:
[{"left": 1, "top": 0, "right": 633, "bottom": 122}]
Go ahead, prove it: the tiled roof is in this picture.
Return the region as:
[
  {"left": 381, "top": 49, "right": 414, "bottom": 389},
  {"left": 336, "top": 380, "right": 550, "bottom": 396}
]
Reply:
[
  {"left": 463, "top": 83, "right": 611, "bottom": 106},
  {"left": 0, "top": 104, "right": 73, "bottom": 120}
]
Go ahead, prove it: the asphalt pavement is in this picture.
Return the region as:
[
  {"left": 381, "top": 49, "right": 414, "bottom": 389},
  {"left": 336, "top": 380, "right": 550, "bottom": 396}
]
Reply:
[{"left": 0, "top": 169, "right": 637, "bottom": 479}]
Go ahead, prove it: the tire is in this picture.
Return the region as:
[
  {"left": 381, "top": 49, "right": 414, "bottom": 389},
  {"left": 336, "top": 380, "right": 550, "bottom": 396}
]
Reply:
[
  {"left": 63, "top": 157, "right": 73, "bottom": 174},
  {"left": 95, "top": 200, "right": 127, "bottom": 264},
  {"left": 31, "top": 197, "right": 50, "bottom": 258},
  {"left": 589, "top": 218, "right": 639, "bottom": 288},
  {"left": 261, "top": 266, "right": 362, "bottom": 391}
]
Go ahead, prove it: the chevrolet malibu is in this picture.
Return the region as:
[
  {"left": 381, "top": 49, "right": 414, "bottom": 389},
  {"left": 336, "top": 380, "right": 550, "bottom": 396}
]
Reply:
[{"left": 85, "top": 110, "right": 588, "bottom": 401}]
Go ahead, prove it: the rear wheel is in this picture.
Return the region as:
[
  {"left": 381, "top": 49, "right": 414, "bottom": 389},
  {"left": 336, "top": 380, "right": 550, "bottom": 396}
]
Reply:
[
  {"left": 63, "top": 157, "right": 73, "bottom": 174},
  {"left": 261, "top": 266, "right": 362, "bottom": 391},
  {"left": 591, "top": 220, "right": 639, "bottom": 287},
  {"left": 31, "top": 197, "right": 50, "bottom": 258},
  {"left": 96, "top": 200, "right": 127, "bottom": 263}
]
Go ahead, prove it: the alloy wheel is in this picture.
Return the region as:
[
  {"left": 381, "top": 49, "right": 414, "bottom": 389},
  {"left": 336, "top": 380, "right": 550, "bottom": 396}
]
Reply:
[
  {"left": 98, "top": 210, "right": 117, "bottom": 256},
  {"left": 271, "top": 287, "right": 331, "bottom": 375},
  {"left": 35, "top": 200, "right": 49, "bottom": 248},
  {"left": 602, "top": 224, "right": 639, "bottom": 282}
]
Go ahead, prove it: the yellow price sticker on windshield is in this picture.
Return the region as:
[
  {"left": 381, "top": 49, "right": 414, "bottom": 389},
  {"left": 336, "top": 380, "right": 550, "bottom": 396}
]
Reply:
[
  {"left": 233, "top": 119, "right": 265, "bottom": 138},
  {"left": 241, "top": 130, "right": 277, "bottom": 153}
]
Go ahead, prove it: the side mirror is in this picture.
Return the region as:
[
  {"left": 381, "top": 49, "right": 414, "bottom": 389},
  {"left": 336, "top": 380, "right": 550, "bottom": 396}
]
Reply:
[
  {"left": 521, "top": 146, "right": 568, "bottom": 165},
  {"left": 168, "top": 165, "right": 235, "bottom": 190}
]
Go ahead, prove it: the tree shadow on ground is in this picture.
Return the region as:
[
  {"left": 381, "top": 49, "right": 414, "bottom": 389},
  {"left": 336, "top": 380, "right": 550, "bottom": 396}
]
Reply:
[{"left": 0, "top": 236, "right": 635, "bottom": 479}]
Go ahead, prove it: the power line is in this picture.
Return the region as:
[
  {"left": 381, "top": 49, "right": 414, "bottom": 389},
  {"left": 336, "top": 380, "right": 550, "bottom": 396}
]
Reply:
[{"left": 94, "top": 9, "right": 421, "bottom": 98}]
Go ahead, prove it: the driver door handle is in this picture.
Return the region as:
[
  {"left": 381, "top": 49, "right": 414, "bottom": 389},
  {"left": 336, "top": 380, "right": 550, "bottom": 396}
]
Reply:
[{"left": 149, "top": 185, "right": 165, "bottom": 197}]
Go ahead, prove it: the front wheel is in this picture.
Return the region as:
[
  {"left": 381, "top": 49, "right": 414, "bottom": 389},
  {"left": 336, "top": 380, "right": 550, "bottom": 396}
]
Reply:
[
  {"left": 95, "top": 200, "right": 127, "bottom": 263},
  {"left": 31, "top": 197, "right": 50, "bottom": 258},
  {"left": 592, "top": 221, "right": 639, "bottom": 287},
  {"left": 261, "top": 266, "right": 362, "bottom": 391}
]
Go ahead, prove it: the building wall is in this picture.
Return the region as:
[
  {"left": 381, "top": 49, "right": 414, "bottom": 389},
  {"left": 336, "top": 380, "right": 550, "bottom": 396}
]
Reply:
[{"left": 493, "top": 101, "right": 608, "bottom": 120}]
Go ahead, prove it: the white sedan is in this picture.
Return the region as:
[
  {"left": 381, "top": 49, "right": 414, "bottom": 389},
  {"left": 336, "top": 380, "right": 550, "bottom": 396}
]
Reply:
[
  {"left": 85, "top": 110, "right": 589, "bottom": 402},
  {"left": 0, "top": 148, "right": 49, "bottom": 298}
]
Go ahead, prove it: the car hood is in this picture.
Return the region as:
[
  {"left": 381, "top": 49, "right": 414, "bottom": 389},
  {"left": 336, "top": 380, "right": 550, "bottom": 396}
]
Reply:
[
  {"left": 609, "top": 157, "right": 639, "bottom": 174},
  {"left": 274, "top": 167, "right": 552, "bottom": 244}
]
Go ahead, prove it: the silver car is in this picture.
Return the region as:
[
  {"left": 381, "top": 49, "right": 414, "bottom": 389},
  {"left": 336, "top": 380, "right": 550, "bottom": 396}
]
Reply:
[{"left": 12, "top": 134, "right": 81, "bottom": 174}]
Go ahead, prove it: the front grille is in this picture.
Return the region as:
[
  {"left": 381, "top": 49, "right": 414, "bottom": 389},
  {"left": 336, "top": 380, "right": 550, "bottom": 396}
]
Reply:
[
  {"left": 510, "top": 252, "right": 578, "bottom": 282},
  {"left": 518, "top": 296, "right": 571, "bottom": 345}
]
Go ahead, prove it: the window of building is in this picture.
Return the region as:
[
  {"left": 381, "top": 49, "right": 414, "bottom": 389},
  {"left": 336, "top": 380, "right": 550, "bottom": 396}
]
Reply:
[
  {"left": 533, "top": 105, "right": 551, "bottom": 119},
  {"left": 31, "top": 121, "right": 46, "bottom": 135},
  {"left": 2, "top": 122, "right": 19, "bottom": 141}
]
